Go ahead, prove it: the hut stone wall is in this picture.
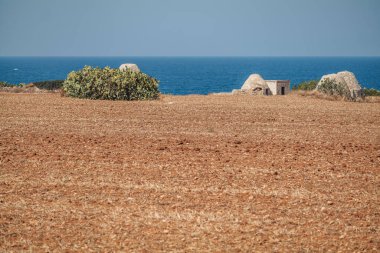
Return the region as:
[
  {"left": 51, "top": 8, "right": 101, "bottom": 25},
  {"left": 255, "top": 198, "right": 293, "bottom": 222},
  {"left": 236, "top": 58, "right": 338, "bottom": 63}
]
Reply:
[{"left": 266, "top": 80, "right": 290, "bottom": 95}]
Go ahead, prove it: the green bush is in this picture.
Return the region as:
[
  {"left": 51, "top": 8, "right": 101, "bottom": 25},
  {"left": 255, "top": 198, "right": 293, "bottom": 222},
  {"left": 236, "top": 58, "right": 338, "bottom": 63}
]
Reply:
[
  {"left": 363, "top": 88, "right": 380, "bottom": 96},
  {"left": 0, "top": 81, "right": 15, "bottom": 87},
  {"left": 293, "top": 80, "right": 318, "bottom": 91},
  {"left": 62, "top": 66, "right": 160, "bottom": 100},
  {"left": 1, "top": 80, "right": 64, "bottom": 90},
  {"left": 33, "top": 80, "right": 64, "bottom": 90},
  {"left": 317, "top": 78, "right": 352, "bottom": 100}
]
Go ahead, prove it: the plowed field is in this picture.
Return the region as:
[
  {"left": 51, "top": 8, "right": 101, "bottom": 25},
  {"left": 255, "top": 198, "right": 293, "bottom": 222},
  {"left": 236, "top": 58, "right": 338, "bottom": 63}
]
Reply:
[{"left": 1, "top": 93, "right": 379, "bottom": 252}]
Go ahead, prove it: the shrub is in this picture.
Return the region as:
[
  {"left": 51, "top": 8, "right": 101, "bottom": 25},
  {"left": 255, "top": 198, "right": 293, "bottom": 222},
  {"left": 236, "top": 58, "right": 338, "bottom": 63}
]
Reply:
[
  {"left": 0, "top": 81, "right": 14, "bottom": 87},
  {"left": 317, "top": 78, "right": 352, "bottom": 100},
  {"left": 33, "top": 80, "right": 64, "bottom": 90},
  {"left": 363, "top": 88, "right": 380, "bottom": 96},
  {"left": 293, "top": 80, "right": 318, "bottom": 91},
  {"left": 62, "top": 66, "right": 160, "bottom": 100}
]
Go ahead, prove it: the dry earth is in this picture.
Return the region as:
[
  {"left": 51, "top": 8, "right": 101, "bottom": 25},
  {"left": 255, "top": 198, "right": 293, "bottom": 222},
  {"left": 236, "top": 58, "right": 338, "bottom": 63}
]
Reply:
[{"left": 0, "top": 93, "right": 379, "bottom": 252}]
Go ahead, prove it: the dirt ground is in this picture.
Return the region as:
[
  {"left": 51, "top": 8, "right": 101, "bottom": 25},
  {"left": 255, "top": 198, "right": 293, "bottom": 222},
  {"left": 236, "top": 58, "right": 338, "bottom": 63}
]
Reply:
[{"left": 0, "top": 93, "right": 379, "bottom": 252}]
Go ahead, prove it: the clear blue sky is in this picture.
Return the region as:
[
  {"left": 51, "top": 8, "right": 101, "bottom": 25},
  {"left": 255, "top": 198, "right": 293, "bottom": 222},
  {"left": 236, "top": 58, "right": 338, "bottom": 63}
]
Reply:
[{"left": 0, "top": 0, "right": 379, "bottom": 56}]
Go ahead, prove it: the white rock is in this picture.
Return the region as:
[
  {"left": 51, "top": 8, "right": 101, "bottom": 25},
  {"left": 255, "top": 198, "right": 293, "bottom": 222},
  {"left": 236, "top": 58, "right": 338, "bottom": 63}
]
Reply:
[
  {"left": 119, "top": 63, "right": 140, "bottom": 73},
  {"left": 317, "top": 71, "right": 363, "bottom": 98}
]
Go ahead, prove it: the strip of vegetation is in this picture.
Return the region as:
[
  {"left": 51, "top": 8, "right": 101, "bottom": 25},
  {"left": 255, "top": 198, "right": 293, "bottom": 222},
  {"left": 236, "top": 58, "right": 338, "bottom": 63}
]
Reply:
[
  {"left": 33, "top": 80, "right": 64, "bottom": 90},
  {"left": 62, "top": 66, "right": 160, "bottom": 100},
  {"left": 363, "top": 88, "right": 380, "bottom": 96},
  {"left": 292, "top": 80, "right": 318, "bottom": 91},
  {"left": 1, "top": 80, "right": 64, "bottom": 90},
  {"left": 0, "top": 81, "right": 16, "bottom": 87}
]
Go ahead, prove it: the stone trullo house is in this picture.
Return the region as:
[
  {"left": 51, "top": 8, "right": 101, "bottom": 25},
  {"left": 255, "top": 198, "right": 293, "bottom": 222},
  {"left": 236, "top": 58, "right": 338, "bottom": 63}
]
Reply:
[
  {"left": 233, "top": 74, "right": 290, "bottom": 96},
  {"left": 316, "top": 71, "right": 363, "bottom": 99},
  {"left": 119, "top": 63, "right": 140, "bottom": 73}
]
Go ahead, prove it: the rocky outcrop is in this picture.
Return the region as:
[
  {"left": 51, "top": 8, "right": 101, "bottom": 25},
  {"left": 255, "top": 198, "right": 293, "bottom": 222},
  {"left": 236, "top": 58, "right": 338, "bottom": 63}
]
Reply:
[
  {"left": 119, "top": 63, "right": 140, "bottom": 73},
  {"left": 317, "top": 71, "right": 363, "bottom": 98}
]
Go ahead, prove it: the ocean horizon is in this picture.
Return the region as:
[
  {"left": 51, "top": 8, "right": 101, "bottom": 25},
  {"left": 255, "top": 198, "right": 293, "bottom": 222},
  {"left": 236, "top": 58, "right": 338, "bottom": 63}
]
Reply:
[{"left": 1, "top": 56, "right": 380, "bottom": 95}]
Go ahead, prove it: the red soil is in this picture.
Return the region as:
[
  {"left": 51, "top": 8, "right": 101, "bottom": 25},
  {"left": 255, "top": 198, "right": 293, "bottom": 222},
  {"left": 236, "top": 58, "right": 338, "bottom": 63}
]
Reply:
[{"left": 0, "top": 93, "right": 379, "bottom": 251}]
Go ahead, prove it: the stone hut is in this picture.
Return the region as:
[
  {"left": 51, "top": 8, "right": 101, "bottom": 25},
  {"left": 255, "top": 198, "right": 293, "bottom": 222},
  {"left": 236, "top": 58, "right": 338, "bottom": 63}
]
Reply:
[
  {"left": 266, "top": 80, "right": 291, "bottom": 95},
  {"left": 119, "top": 63, "right": 140, "bottom": 73},
  {"left": 233, "top": 74, "right": 290, "bottom": 95},
  {"left": 316, "top": 71, "right": 363, "bottom": 98},
  {"left": 240, "top": 74, "right": 271, "bottom": 95}
]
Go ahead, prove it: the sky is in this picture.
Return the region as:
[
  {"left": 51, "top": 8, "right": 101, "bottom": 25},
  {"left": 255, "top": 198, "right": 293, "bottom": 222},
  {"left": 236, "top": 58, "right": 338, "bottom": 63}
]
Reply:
[{"left": 0, "top": 0, "right": 379, "bottom": 56}]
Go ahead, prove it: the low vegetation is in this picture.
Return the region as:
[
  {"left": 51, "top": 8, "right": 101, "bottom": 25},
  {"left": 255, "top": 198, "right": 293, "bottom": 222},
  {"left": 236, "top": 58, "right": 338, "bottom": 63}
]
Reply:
[
  {"left": 364, "top": 88, "right": 380, "bottom": 96},
  {"left": 295, "top": 79, "right": 354, "bottom": 101},
  {"left": 317, "top": 78, "right": 352, "bottom": 100},
  {"left": 0, "top": 80, "right": 63, "bottom": 90},
  {"left": 292, "top": 80, "right": 318, "bottom": 91},
  {"left": 33, "top": 80, "right": 64, "bottom": 90},
  {"left": 62, "top": 66, "right": 160, "bottom": 100},
  {"left": 0, "top": 81, "right": 15, "bottom": 87},
  {"left": 294, "top": 79, "right": 380, "bottom": 102}
]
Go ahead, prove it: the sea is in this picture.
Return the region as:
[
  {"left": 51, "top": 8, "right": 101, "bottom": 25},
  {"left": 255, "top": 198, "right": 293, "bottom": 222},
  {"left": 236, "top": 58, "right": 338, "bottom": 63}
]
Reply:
[{"left": 1, "top": 57, "right": 379, "bottom": 95}]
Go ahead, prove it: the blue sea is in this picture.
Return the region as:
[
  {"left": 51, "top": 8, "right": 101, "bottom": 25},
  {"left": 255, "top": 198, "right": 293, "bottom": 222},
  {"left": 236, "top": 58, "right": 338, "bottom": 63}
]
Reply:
[{"left": 1, "top": 57, "right": 379, "bottom": 95}]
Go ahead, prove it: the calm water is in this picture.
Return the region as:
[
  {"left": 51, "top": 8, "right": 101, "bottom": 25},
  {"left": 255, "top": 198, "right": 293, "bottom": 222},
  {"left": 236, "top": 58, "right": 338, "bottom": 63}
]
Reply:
[{"left": 1, "top": 57, "right": 379, "bottom": 95}]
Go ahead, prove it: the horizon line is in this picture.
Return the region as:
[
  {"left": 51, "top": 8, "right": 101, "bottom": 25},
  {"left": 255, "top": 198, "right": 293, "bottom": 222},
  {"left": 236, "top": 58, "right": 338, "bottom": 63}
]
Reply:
[{"left": 1, "top": 55, "right": 380, "bottom": 58}]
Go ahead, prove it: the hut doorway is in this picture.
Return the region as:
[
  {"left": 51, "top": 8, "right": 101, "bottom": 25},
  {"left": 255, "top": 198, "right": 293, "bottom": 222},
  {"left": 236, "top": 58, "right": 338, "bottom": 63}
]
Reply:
[{"left": 281, "top": 86, "right": 285, "bottom": 95}]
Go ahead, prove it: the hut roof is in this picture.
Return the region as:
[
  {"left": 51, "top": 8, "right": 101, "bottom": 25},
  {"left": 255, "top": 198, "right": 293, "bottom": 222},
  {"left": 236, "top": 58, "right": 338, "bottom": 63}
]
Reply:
[
  {"left": 119, "top": 63, "right": 140, "bottom": 73},
  {"left": 241, "top": 74, "right": 269, "bottom": 91}
]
